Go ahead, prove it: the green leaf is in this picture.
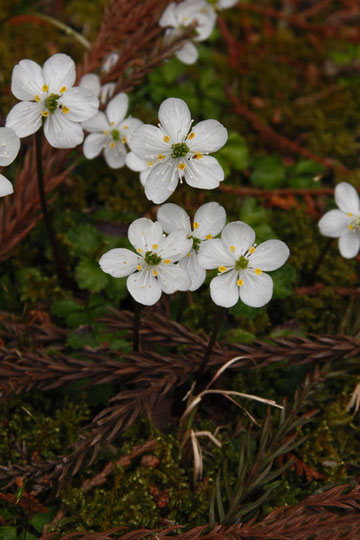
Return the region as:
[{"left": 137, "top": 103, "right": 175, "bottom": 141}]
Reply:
[
  {"left": 30, "top": 512, "right": 52, "bottom": 533},
  {"left": 66, "top": 224, "right": 102, "bottom": 257},
  {"left": 272, "top": 264, "right": 296, "bottom": 299},
  {"left": 75, "top": 259, "right": 109, "bottom": 292},
  {"left": 288, "top": 159, "right": 325, "bottom": 188},
  {"left": 251, "top": 155, "right": 286, "bottom": 189},
  {"left": 0, "top": 528, "right": 17, "bottom": 540},
  {"left": 215, "top": 132, "right": 249, "bottom": 176}
]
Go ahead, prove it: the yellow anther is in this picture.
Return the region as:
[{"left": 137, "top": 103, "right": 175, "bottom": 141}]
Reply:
[
  {"left": 178, "top": 163, "right": 186, "bottom": 170},
  {"left": 152, "top": 244, "right": 158, "bottom": 250},
  {"left": 248, "top": 246, "right": 256, "bottom": 254},
  {"left": 237, "top": 279, "right": 244, "bottom": 287},
  {"left": 103, "top": 130, "right": 109, "bottom": 135},
  {"left": 349, "top": 224, "right": 354, "bottom": 230},
  {"left": 137, "top": 265, "right": 142, "bottom": 271},
  {"left": 42, "top": 84, "right": 48, "bottom": 92},
  {"left": 194, "top": 222, "right": 199, "bottom": 229},
  {"left": 230, "top": 246, "right": 236, "bottom": 253},
  {"left": 194, "top": 153, "right": 203, "bottom": 159},
  {"left": 147, "top": 161, "right": 153, "bottom": 167},
  {"left": 60, "top": 86, "right": 67, "bottom": 93},
  {"left": 62, "top": 106, "right": 69, "bottom": 114},
  {"left": 206, "top": 234, "right": 212, "bottom": 240},
  {"left": 137, "top": 248, "right": 142, "bottom": 253},
  {"left": 186, "top": 253, "right": 191, "bottom": 257},
  {"left": 34, "top": 94, "right": 40, "bottom": 102},
  {"left": 164, "top": 259, "right": 171, "bottom": 264},
  {"left": 153, "top": 270, "right": 158, "bottom": 276},
  {"left": 110, "top": 142, "right": 115, "bottom": 148},
  {"left": 255, "top": 268, "right": 262, "bottom": 275},
  {"left": 42, "top": 110, "right": 49, "bottom": 117},
  {"left": 348, "top": 213, "right": 353, "bottom": 217},
  {"left": 163, "top": 135, "right": 170, "bottom": 143},
  {"left": 123, "top": 124, "right": 128, "bottom": 130},
  {"left": 121, "top": 137, "right": 127, "bottom": 143},
  {"left": 110, "top": 121, "right": 115, "bottom": 126},
  {"left": 157, "top": 153, "right": 165, "bottom": 160},
  {"left": 188, "top": 132, "right": 195, "bottom": 139},
  {"left": 218, "top": 266, "right": 226, "bottom": 273}
]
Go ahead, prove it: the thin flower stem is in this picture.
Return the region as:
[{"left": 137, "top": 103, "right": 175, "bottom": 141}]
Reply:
[
  {"left": 30, "top": 13, "right": 91, "bottom": 50},
  {"left": 196, "top": 305, "right": 226, "bottom": 385},
  {"left": 133, "top": 302, "right": 142, "bottom": 352},
  {"left": 308, "top": 237, "right": 334, "bottom": 281},
  {"left": 35, "top": 131, "right": 75, "bottom": 291}
]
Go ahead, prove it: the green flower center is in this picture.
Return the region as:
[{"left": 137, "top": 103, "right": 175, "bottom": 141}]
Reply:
[
  {"left": 191, "top": 236, "right": 201, "bottom": 253},
  {"left": 111, "top": 129, "right": 120, "bottom": 141},
  {"left": 206, "top": 0, "right": 217, "bottom": 4},
  {"left": 235, "top": 256, "right": 249, "bottom": 271},
  {"left": 171, "top": 142, "right": 189, "bottom": 159},
  {"left": 144, "top": 250, "right": 162, "bottom": 265},
  {"left": 45, "top": 93, "right": 60, "bottom": 114}
]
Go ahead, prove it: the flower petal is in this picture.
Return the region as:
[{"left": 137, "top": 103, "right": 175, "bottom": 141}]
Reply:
[
  {"left": 102, "top": 52, "right": 119, "bottom": 74},
  {"left": 82, "top": 111, "right": 109, "bottom": 133},
  {"left": 318, "top": 209, "right": 350, "bottom": 238},
  {"left": 158, "top": 98, "right": 192, "bottom": 142},
  {"left": 193, "top": 202, "right": 226, "bottom": 239},
  {"left": 104, "top": 142, "right": 126, "bottom": 168},
  {"left": 60, "top": 87, "right": 99, "bottom": 122},
  {"left": 249, "top": 240, "right": 289, "bottom": 271},
  {"left": 175, "top": 41, "right": 199, "bottom": 64},
  {"left": 140, "top": 169, "right": 150, "bottom": 187},
  {"left": 79, "top": 73, "right": 100, "bottom": 98},
  {"left": 43, "top": 53, "right": 76, "bottom": 94},
  {"left": 159, "top": 2, "right": 178, "bottom": 27},
  {"left": 0, "top": 174, "right": 13, "bottom": 197},
  {"left": 119, "top": 117, "right": 143, "bottom": 138},
  {"left": 83, "top": 133, "right": 107, "bottom": 159},
  {"left": 11, "top": 59, "right": 44, "bottom": 100},
  {"left": 240, "top": 270, "right": 273, "bottom": 308},
  {"left": 157, "top": 203, "right": 191, "bottom": 234},
  {"left": 338, "top": 230, "right": 360, "bottom": 258},
  {"left": 125, "top": 151, "right": 148, "bottom": 172},
  {"left": 106, "top": 93, "right": 129, "bottom": 126},
  {"left": 193, "top": 5, "right": 217, "bottom": 41},
  {"left": 188, "top": 119, "right": 228, "bottom": 153},
  {"left": 197, "top": 238, "right": 235, "bottom": 269},
  {"left": 183, "top": 155, "right": 224, "bottom": 189},
  {"left": 44, "top": 113, "right": 84, "bottom": 149},
  {"left": 217, "top": 0, "right": 238, "bottom": 8},
  {"left": 99, "top": 248, "right": 141, "bottom": 277},
  {"left": 128, "top": 124, "right": 169, "bottom": 161},
  {"left": 100, "top": 82, "right": 116, "bottom": 104},
  {"left": 127, "top": 268, "right": 162, "bottom": 305},
  {"left": 6, "top": 101, "right": 42, "bottom": 138},
  {"left": 128, "top": 218, "right": 164, "bottom": 253},
  {"left": 335, "top": 182, "right": 360, "bottom": 214},
  {"left": 178, "top": 251, "right": 206, "bottom": 291},
  {"left": 157, "top": 264, "right": 191, "bottom": 293},
  {"left": 221, "top": 221, "right": 255, "bottom": 256},
  {"left": 144, "top": 160, "right": 179, "bottom": 204},
  {"left": 158, "top": 228, "right": 192, "bottom": 261},
  {"left": 0, "top": 127, "right": 20, "bottom": 166},
  {"left": 210, "top": 270, "right": 239, "bottom": 307}
]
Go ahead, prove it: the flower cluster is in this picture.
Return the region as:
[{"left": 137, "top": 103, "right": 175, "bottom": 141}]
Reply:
[{"left": 0, "top": 127, "right": 20, "bottom": 196}]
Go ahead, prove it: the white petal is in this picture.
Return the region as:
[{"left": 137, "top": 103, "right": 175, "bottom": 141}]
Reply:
[
  {"left": 104, "top": 142, "right": 126, "bottom": 168},
  {"left": 100, "top": 83, "right": 116, "bottom": 104},
  {"left": 140, "top": 169, "right": 150, "bottom": 187},
  {"left": 183, "top": 155, "right": 224, "bottom": 189},
  {"left": 221, "top": 221, "right": 255, "bottom": 257},
  {"left": 157, "top": 264, "right": 191, "bottom": 293},
  {"left": 158, "top": 98, "right": 192, "bottom": 142},
  {"left": 144, "top": 160, "right": 179, "bottom": 204},
  {"left": 99, "top": 248, "right": 141, "bottom": 277},
  {"left": 0, "top": 174, "right": 13, "bottom": 196},
  {"left": 127, "top": 268, "right": 162, "bottom": 306},
  {"left": 128, "top": 218, "right": 163, "bottom": 253},
  {"left": 128, "top": 124, "right": 169, "bottom": 161},
  {"left": 334, "top": 182, "right": 360, "bottom": 214},
  {"left": 193, "top": 202, "right": 226, "bottom": 239},
  {"left": 44, "top": 113, "right": 83, "bottom": 149},
  {"left": 240, "top": 271, "right": 273, "bottom": 308},
  {"left": 79, "top": 73, "right": 100, "bottom": 98},
  {"left": 0, "top": 127, "right": 20, "bottom": 166},
  {"left": 6, "top": 101, "right": 42, "bottom": 138},
  {"left": 249, "top": 240, "right": 289, "bottom": 271},
  {"left": 217, "top": 0, "right": 238, "bottom": 8},
  {"left": 82, "top": 111, "right": 109, "bottom": 133},
  {"left": 158, "top": 228, "right": 193, "bottom": 261},
  {"left": 119, "top": 117, "right": 143, "bottom": 137},
  {"left": 60, "top": 87, "right": 99, "bottom": 122},
  {"left": 197, "top": 238, "right": 235, "bottom": 269},
  {"left": 83, "top": 133, "right": 107, "bottom": 159},
  {"left": 43, "top": 53, "right": 76, "bottom": 94},
  {"left": 11, "top": 59, "right": 44, "bottom": 100},
  {"left": 102, "top": 52, "right": 119, "bottom": 74},
  {"left": 338, "top": 230, "right": 360, "bottom": 258},
  {"left": 175, "top": 41, "right": 199, "bottom": 65},
  {"left": 159, "top": 3, "right": 178, "bottom": 27},
  {"left": 193, "top": 6, "right": 217, "bottom": 41},
  {"left": 188, "top": 119, "right": 228, "bottom": 153},
  {"left": 318, "top": 209, "right": 350, "bottom": 238},
  {"left": 125, "top": 151, "right": 148, "bottom": 172},
  {"left": 210, "top": 270, "right": 239, "bottom": 308},
  {"left": 178, "top": 251, "right": 206, "bottom": 291},
  {"left": 106, "top": 93, "right": 129, "bottom": 126},
  {"left": 176, "top": 0, "right": 208, "bottom": 21},
  {"left": 157, "top": 203, "right": 191, "bottom": 234}
]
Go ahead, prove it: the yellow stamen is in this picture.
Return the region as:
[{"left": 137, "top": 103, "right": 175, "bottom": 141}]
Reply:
[
  {"left": 62, "top": 106, "right": 69, "bottom": 114},
  {"left": 206, "top": 234, "right": 212, "bottom": 240},
  {"left": 110, "top": 121, "right": 115, "bottom": 126},
  {"left": 348, "top": 213, "right": 353, "bottom": 217},
  {"left": 194, "top": 222, "right": 199, "bottom": 229},
  {"left": 349, "top": 224, "right": 354, "bottom": 230},
  {"left": 230, "top": 246, "right": 236, "bottom": 253},
  {"left": 42, "top": 110, "right": 49, "bottom": 117},
  {"left": 110, "top": 142, "right": 115, "bottom": 148},
  {"left": 188, "top": 132, "right": 195, "bottom": 139},
  {"left": 123, "top": 124, "right": 128, "bottom": 130},
  {"left": 248, "top": 246, "right": 256, "bottom": 254},
  {"left": 42, "top": 84, "right": 48, "bottom": 92},
  {"left": 121, "top": 137, "right": 127, "bottom": 143},
  {"left": 237, "top": 279, "right": 244, "bottom": 287},
  {"left": 186, "top": 253, "right": 191, "bottom": 257},
  {"left": 218, "top": 266, "right": 226, "bottom": 273},
  {"left": 255, "top": 268, "right": 262, "bottom": 275},
  {"left": 157, "top": 153, "right": 165, "bottom": 160},
  {"left": 34, "top": 94, "right": 40, "bottom": 102},
  {"left": 137, "top": 265, "right": 142, "bottom": 271},
  {"left": 194, "top": 153, "right": 203, "bottom": 159},
  {"left": 137, "top": 248, "right": 142, "bottom": 253},
  {"left": 147, "top": 161, "right": 153, "bottom": 167},
  {"left": 163, "top": 135, "right": 170, "bottom": 143},
  {"left": 164, "top": 259, "right": 171, "bottom": 264},
  {"left": 178, "top": 163, "right": 186, "bottom": 170},
  {"left": 153, "top": 270, "right": 158, "bottom": 276},
  {"left": 60, "top": 86, "right": 67, "bottom": 93},
  {"left": 103, "top": 130, "right": 109, "bottom": 135},
  {"left": 152, "top": 244, "right": 158, "bottom": 250}
]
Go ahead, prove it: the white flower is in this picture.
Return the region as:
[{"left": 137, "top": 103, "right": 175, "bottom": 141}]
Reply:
[
  {"left": 128, "top": 97, "right": 228, "bottom": 204},
  {"left": 157, "top": 202, "right": 226, "bottom": 291},
  {"left": 79, "top": 73, "right": 115, "bottom": 105},
  {"left": 0, "top": 127, "right": 20, "bottom": 196},
  {"left": 82, "top": 93, "right": 142, "bottom": 169},
  {"left": 102, "top": 52, "right": 119, "bottom": 73},
  {"left": 125, "top": 151, "right": 150, "bottom": 186},
  {"left": 318, "top": 182, "right": 360, "bottom": 259},
  {"left": 160, "top": 0, "right": 216, "bottom": 64},
  {"left": 6, "top": 53, "right": 99, "bottom": 149},
  {"left": 99, "top": 217, "right": 192, "bottom": 305},
  {"left": 198, "top": 221, "right": 290, "bottom": 308},
  {"left": 210, "top": 0, "right": 238, "bottom": 10}
]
